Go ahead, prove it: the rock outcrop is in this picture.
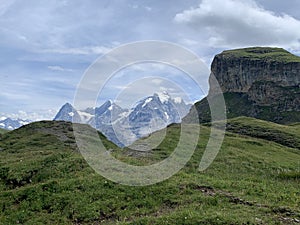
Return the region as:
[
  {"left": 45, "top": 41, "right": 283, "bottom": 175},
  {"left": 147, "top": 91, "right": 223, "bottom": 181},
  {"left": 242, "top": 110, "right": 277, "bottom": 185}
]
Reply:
[{"left": 186, "top": 47, "right": 300, "bottom": 124}]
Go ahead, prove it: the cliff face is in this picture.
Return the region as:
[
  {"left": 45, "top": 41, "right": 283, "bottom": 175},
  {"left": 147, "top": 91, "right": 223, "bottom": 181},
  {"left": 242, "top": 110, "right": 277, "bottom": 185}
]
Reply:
[
  {"left": 210, "top": 48, "right": 300, "bottom": 94},
  {"left": 187, "top": 47, "right": 300, "bottom": 124}
]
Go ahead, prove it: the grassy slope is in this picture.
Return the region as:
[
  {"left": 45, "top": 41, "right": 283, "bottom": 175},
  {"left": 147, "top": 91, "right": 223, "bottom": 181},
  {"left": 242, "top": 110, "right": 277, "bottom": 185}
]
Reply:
[
  {"left": 0, "top": 120, "right": 299, "bottom": 224},
  {"left": 225, "top": 117, "right": 300, "bottom": 149},
  {"left": 0, "top": 128, "right": 8, "bottom": 135},
  {"left": 188, "top": 93, "right": 300, "bottom": 124}
]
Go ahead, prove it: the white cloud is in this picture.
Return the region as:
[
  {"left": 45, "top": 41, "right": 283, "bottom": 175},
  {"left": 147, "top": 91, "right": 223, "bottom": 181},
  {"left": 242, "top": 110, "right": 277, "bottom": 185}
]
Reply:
[
  {"left": 48, "top": 65, "right": 74, "bottom": 72},
  {"left": 43, "top": 46, "right": 111, "bottom": 55},
  {"left": 174, "top": 0, "right": 300, "bottom": 49},
  {"left": 145, "top": 6, "right": 152, "bottom": 12},
  {"left": 106, "top": 76, "right": 195, "bottom": 109},
  {"left": 0, "top": 92, "right": 30, "bottom": 100},
  {"left": 180, "top": 38, "right": 199, "bottom": 46},
  {"left": 129, "top": 4, "right": 152, "bottom": 11},
  {"left": 1, "top": 109, "right": 57, "bottom": 121},
  {"left": 151, "top": 78, "right": 163, "bottom": 85}
]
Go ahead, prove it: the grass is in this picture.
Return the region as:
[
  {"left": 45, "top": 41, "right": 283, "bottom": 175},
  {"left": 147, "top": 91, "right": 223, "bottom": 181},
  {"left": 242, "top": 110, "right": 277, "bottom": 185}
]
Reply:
[
  {"left": 220, "top": 47, "right": 300, "bottom": 63},
  {"left": 189, "top": 92, "right": 300, "bottom": 125},
  {"left": 0, "top": 128, "right": 8, "bottom": 135},
  {"left": 225, "top": 117, "right": 300, "bottom": 149},
  {"left": 0, "top": 119, "right": 299, "bottom": 224}
]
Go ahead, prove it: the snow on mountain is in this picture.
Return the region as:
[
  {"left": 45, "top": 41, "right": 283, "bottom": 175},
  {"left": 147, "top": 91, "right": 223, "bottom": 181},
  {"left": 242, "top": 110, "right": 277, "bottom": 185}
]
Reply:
[
  {"left": 53, "top": 93, "right": 191, "bottom": 147},
  {"left": 88, "top": 100, "right": 128, "bottom": 147},
  {"left": 142, "top": 97, "right": 153, "bottom": 108},
  {"left": 77, "top": 111, "right": 94, "bottom": 123},
  {"left": 174, "top": 97, "right": 183, "bottom": 104},
  {"left": 53, "top": 103, "right": 81, "bottom": 123},
  {"left": 156, "top": 91, "right": 170, "bottom": 103},
  {"left": 126, "top": 92, "right": 186, "bottom": 141},
  {"left": 0, "top": 118, "right": 31, "bottom": 130}
]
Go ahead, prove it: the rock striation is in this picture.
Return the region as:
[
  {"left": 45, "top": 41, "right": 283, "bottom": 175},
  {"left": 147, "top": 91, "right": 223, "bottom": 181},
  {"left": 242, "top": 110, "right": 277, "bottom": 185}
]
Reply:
[{"left": 187, "top": 47, "right": 300, "bottom": 124}]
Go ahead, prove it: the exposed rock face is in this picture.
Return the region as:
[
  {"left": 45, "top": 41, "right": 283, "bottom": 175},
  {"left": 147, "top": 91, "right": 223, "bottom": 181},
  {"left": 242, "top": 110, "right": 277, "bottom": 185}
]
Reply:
[
  {"left": 187, "top": 47, "right": 300, "bottom": 124},
  {"left": 248, "top": 81, "right": 300, "bottom": 111},
  {"left": 210, "top": 48, "right": 300, "bottom": 94}
]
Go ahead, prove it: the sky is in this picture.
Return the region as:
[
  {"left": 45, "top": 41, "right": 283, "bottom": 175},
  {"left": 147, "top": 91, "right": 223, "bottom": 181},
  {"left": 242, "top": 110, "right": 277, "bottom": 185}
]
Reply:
[{"left": 1, "top": 0, "right": 300, "bottom": 120}]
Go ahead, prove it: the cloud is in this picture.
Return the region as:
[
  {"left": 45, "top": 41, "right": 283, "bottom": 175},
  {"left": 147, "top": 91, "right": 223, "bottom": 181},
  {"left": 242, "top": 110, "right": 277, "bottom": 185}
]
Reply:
[
  {"left": 112, "top": 78, "right": 191, "bottom": 109},
  {"left": 0, "top": 92, "right": 30, "bottom": 100},
  {"left": 43, "top": 46, "right": 111, "bottom": 55},
  {"left": 145, "top": 6, "right": 152, "bottom": 12},
  {"left": 151, "top": 78, "right": 163, "bottom": 85},
  {"left": 1, "top": 109, "right": 57, "bottom": 121},
  {"left": 47, "top": 65, "right": 74, "bottom": 72},
  {"left": 179, "top": 38, "right": 199, "bottom": 46},
  {"left": 129, "top": 4, "right": 152, "bottom": 12},
  {"left": 174, "top": 0, "right": 300, "bottom": 49},
  {"left": 0, "top": 0, "right": 15, "bottom": 16}
]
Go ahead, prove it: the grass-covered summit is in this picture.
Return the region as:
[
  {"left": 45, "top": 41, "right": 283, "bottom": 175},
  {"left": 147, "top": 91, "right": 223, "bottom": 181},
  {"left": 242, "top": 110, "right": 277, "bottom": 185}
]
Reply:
[{"left": 220, "top": 47, "right": 300, "bottom": 63}]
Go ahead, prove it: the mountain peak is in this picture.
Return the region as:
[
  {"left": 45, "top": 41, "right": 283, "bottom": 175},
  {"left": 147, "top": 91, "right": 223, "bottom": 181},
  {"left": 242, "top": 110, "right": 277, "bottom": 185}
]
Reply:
[
  {"left": 53, "top": 93, "right": 191, "bottom": 147},
  {"left": 62, "top": 102, "right": 73, "bottom": 108},
  {"left": 104, "top": 100, "right": 113, "bottom": 105},
  {"left": 54, "top": 102, "right": 81, "bottom": 122},
  {"left": 95, "top": 100, "right": 122, "bottom": 115},
  {"left": 154, "top": 91, "right": 170, "bottom": 103}
]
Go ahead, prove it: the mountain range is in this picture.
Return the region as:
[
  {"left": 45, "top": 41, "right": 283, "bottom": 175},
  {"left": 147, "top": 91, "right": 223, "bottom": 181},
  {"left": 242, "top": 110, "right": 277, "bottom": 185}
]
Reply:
[
  {"left": 54, "top": 92, "right": 191, "bottom": 146},
  {"left": 1, "top": 47, "right": 300, "bottom": 224},
  {"left": 0, "top": 117, "right": 30, "bottom": 130}
]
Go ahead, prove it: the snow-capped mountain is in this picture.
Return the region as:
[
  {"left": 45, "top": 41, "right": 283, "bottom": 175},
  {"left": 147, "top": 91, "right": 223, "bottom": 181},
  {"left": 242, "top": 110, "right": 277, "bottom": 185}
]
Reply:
[
  {"left": 89, "top": 100, "right": 128, "bottom": 147},
  {"left": 0, "top": 117, "right": 31, "bottom": 130},
  {"left": 53, "top": 92, "right": 191, "bottom": 147},
  {"left": 53, "top": 103, "right": 82, "bottom": 123},
  {"left": 128, "top": 92, "right": 185, "bottom": 138},
  {"left": 91, "top": 100, "right": 126, "bottom": 126}
]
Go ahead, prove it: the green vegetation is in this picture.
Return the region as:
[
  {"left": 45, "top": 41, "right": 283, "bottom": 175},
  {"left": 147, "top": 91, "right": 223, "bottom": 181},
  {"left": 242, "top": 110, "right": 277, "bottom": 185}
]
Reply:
[
  {"left": 225, "top": 117, "right": 300, "bottom": 149},
  {"left": 0, "top": 119, "right": 299, "bottom": 224},
  {"left": 221, "top": 47, "right": 300, "bottom": 63},
  {"left": 189, "top": 92, "right": 300, "bottom": 124},
  {"left": 0, "top": 128, "right": 8, "bottom": 135}
]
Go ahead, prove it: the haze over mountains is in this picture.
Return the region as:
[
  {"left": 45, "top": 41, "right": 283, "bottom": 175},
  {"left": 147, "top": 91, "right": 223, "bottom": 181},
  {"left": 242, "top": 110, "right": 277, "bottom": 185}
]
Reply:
[{"left": 54, "top": 91, "right": 191, "bottom": 146}]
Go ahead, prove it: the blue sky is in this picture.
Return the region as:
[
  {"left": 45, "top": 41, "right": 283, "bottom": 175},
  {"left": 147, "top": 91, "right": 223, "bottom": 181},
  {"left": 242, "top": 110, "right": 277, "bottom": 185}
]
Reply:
[{"left": 1, "top": 0, "right": 300, "bottom": 120}]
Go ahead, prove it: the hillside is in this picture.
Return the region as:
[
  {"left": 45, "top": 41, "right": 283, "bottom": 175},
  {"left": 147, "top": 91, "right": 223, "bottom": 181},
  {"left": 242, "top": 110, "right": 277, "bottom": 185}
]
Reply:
[
  {"left": 0, "top": 120, "right": 299, "bottom": 224},
  {"left": 0, "top": 128, "right": 8, "bottom": 134},
  {"left": 225, "top": 117, "right": 300, "bottom": 149},
  {"left": 187, "top": 47, "right": 300, "bottom": 124}
]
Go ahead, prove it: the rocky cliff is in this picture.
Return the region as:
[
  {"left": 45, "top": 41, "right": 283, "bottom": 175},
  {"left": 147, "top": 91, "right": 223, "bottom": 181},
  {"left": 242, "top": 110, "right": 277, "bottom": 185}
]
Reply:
[{"left": 186, "top": 47, "right": 300, "bottom": 124}]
